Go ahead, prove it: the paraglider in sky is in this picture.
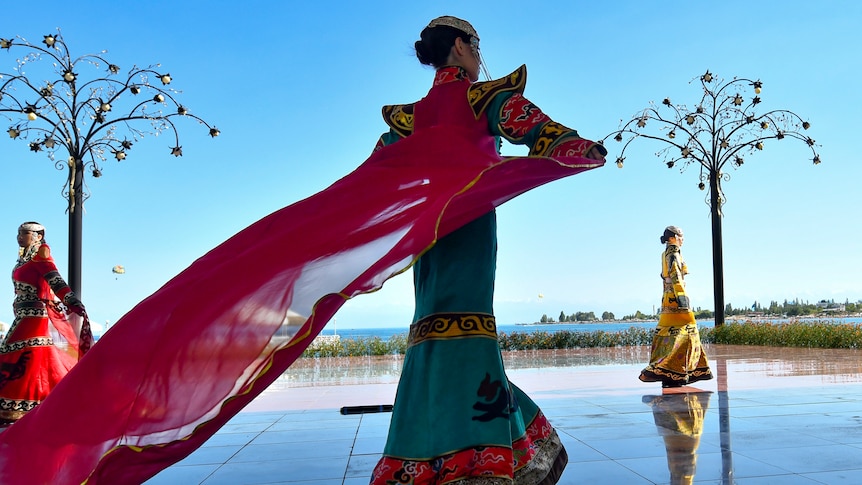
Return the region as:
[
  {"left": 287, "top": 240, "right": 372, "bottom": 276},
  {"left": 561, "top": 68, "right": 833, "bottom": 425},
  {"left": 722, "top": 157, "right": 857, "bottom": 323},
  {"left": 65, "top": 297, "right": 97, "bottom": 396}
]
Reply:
[
  {"left": 538, "top": 293, "right": 544, "bottom": 299},
  {"left": 112, "top": 265, "right": 125, "bottom": 280}
]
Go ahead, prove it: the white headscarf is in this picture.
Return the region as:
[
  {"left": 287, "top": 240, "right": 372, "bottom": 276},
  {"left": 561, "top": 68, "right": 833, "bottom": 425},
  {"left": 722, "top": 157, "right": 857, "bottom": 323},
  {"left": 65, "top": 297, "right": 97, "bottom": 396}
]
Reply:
[{"left": 17, "top": 222, "right": 46, "bottom": 265}]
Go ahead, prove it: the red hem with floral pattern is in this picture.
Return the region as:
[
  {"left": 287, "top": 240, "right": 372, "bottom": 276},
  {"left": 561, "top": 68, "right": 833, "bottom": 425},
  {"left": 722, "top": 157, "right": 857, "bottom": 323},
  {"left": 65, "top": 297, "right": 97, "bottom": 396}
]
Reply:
[
  {"left": 371, "top": 446, "right": 513, "bottom": 485},
  {"left": 371, "top": 411, "right": 555, "bottom": 484},
  {"left": 513, "top": 411, "right": 553, "bottom": 471}
]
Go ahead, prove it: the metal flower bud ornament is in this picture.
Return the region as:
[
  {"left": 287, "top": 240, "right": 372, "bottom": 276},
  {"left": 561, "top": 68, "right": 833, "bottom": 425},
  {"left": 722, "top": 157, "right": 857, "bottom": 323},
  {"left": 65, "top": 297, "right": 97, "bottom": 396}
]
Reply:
[{"left": 0, "top": 28, "right": 219, "bottom": 296}]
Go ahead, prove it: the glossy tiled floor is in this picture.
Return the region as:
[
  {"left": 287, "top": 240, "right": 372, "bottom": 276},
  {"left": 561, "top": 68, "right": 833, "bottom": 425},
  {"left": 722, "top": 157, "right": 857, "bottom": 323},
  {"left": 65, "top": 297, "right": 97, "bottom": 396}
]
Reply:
[{"left": 146, "top": 345, "right": 862, "bottom": 484}]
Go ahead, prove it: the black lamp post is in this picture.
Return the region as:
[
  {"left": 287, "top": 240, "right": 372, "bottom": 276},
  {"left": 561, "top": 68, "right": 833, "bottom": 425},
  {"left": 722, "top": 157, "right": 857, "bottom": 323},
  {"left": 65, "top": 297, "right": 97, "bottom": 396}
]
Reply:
[
  {"left": 1, "top": 30, "right": 219, "bottom": 297},
  {"left": 605, "top": 71, "right": 820, "bottom": 326}
]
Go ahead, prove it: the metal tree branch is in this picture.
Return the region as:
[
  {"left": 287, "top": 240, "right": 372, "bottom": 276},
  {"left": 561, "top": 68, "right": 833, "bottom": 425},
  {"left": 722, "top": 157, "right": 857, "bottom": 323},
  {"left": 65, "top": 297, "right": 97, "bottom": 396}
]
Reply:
[
  {"left": 602, "top": 71, "right": 820, "bottom": 326},
  {"left": 0, "top": 28, "right": 220, "bottom": 296}
]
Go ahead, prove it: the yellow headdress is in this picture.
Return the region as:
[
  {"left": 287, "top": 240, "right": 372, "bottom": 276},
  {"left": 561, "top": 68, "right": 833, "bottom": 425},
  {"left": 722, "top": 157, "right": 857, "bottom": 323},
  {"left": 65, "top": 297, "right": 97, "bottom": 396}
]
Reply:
[{"left": 425, "top": 16, "right": 490, "bottom": 80}]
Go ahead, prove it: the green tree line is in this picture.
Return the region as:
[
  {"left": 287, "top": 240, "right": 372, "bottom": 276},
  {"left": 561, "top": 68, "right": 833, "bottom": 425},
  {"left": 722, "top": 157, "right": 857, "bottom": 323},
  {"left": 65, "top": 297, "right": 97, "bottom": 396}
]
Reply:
[{"left": 539, "top": 298, "right": 861, "bottom": 323}]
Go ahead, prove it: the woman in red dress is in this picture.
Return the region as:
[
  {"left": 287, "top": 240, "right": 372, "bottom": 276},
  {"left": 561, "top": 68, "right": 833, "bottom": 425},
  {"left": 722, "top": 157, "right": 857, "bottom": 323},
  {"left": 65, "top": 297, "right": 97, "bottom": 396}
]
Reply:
[{"left": 0, "top": 222, "right": 90, "bottom": 425}]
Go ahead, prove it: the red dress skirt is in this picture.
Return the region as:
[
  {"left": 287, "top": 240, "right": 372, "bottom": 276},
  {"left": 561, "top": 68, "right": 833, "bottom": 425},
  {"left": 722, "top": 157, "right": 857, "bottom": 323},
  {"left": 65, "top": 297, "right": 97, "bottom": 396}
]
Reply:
[{"left": 0, "top": 310, "right": 77, "bottom": 421}]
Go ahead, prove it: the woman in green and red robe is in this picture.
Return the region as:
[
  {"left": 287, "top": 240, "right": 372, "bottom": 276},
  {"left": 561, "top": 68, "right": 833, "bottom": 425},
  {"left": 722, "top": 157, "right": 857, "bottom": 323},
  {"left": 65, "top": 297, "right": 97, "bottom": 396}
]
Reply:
[{"left": 370, "top": 16, "right": 605, "bottom": 485}]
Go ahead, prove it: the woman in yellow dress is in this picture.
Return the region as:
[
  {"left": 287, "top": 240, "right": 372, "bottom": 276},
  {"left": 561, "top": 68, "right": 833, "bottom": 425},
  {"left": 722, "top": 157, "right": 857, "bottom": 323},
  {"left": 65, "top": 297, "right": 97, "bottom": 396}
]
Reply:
[{"left": 639, "top": 226, "right": 713, "bottom": 388}]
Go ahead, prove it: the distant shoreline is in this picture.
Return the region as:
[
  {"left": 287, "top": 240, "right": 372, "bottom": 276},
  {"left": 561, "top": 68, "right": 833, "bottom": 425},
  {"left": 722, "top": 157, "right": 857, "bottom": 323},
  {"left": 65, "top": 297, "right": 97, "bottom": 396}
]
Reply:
[
  {"left": 516, "top": 314, "right": 862, "bottom": 326},
  {"left": 515, "top": 320, "right": 656, "bottom": 326}
]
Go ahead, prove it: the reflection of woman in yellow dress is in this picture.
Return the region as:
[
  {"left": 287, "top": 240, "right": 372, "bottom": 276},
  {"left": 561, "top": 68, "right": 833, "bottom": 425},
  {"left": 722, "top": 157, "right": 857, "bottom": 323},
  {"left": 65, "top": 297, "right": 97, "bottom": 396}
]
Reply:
[
  {"left": 640, "top": 226, "right": 713, "bottom": 387},
  {"left": 643, "top": 391, "right": 712, "bottom": 485}
]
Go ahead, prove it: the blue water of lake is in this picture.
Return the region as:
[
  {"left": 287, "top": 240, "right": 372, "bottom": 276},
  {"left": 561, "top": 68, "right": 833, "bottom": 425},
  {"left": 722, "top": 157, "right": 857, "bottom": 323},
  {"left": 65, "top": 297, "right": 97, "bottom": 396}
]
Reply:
[{"left": 320, "top": 317, "right": 862, "bottom": 341}]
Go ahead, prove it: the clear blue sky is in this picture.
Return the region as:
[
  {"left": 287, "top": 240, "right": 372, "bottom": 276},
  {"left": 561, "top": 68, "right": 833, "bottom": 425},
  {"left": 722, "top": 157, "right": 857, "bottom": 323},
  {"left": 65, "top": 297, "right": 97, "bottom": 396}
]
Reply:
[{"left": 1, "top": 1, "right": 859, "bottom": 333}]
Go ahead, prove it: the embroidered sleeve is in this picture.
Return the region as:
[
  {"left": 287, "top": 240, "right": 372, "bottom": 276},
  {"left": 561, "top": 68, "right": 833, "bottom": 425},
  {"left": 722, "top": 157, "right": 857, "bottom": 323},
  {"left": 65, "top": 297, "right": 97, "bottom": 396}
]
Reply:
[
  {"left": 33, "top": 249, "right": 73, "bottom": 301},
  {"left": 666, "top": 250, "right": 686, "bottom": 297},
  {"left": 467, "top": 64, "right": 527, "bottom": 119},
  {"left": 44, "top": 270, "right": 72, "bottom": 300},
  {"left": 42, "top": 267, "right": 83, "bottom": 309},
  {"left": 487, "top": 92, "right": 607, "bottom": 158},
  {"left": 381, "top": 104, "right": 415, "bottom": 138},
  {"left": 374, "top": 103, "right": 416, "bottom": 152}
]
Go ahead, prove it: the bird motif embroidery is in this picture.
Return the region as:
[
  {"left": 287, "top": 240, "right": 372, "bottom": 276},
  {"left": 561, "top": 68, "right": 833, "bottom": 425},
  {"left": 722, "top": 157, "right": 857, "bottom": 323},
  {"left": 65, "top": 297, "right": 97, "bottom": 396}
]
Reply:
[
  {"left": 472, "top": 372, "right": 512, "bottom": 422},
  {"left": 0, "top": 351, "right": 32, "bottom": 389}
]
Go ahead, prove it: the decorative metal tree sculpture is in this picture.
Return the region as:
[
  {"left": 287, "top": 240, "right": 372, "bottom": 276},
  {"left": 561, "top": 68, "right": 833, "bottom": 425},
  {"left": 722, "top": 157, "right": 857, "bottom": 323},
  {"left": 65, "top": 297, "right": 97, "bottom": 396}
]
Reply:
[
  {"left": 1, "top": 30, "right": 219, "bottom": 297},
  {"left": 605, "top": 70, "right": 819, "bottom": 326}
]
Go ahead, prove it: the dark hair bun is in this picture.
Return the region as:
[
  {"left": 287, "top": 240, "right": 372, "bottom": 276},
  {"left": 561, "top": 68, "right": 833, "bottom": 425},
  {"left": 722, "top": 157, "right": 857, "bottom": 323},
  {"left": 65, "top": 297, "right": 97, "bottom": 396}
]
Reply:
[
  {"left": 415, "top": 40, "right": 432, "bottom": 66},
  {"left": 414, "top": 25, "right": 469, "bottom": 68}
]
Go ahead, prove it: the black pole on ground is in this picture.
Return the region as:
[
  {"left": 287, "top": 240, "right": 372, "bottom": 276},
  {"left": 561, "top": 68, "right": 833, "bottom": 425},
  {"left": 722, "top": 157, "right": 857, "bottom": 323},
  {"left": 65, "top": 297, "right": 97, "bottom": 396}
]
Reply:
[
  {"left": 67, "top": 159, "right": 84, "bottom": 297},
  {"left": 709, "top": 170, "right": 725, "bottom": 327}
]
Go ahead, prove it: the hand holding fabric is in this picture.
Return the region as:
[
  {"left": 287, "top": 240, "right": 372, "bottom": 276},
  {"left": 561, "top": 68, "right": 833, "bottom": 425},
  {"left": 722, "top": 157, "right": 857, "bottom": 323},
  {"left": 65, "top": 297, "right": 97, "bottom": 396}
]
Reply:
[
  {"left": 64, "top": 294, "right": 86, "bottom": 316},
  {"left": 586, "top": 144, "right": 607, "bottom": 161}
]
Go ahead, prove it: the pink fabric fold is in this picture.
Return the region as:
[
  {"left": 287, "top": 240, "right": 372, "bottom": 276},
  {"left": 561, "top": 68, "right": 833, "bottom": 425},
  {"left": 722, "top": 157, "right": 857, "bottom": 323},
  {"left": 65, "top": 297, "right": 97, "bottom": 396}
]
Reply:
[
  {"left": 48, "top": 308, "right": 93, "bottom": 361},
  {"left": 0, "top": 125, "right": 601, "bottom": 484}
]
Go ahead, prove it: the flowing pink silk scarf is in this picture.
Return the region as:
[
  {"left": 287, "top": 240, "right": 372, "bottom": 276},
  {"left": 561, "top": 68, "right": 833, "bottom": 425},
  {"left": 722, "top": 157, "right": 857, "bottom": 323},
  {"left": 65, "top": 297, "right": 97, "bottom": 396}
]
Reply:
[{"left": 0, "top": 125, "right": 601, "bottom": 484}]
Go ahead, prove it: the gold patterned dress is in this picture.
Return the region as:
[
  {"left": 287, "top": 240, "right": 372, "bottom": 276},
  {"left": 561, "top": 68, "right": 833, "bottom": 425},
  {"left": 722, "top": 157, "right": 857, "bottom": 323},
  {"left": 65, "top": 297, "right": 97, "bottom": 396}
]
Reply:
[{"left": 639, "top": 244, "right": 713, "bottom": 387}]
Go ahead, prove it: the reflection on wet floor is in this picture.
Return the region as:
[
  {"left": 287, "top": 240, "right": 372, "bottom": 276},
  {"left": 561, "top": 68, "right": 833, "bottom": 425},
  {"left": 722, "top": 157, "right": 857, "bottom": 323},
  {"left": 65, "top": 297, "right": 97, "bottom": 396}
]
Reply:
[
  {"left": 275, "top": 344, "right": 862, "bottom": 389},
  {"left": 643, "top": 391, "right": 712, "bottom": 484},
  {"left": 146, "top": 344, "right": 862, "bottom": 484}
]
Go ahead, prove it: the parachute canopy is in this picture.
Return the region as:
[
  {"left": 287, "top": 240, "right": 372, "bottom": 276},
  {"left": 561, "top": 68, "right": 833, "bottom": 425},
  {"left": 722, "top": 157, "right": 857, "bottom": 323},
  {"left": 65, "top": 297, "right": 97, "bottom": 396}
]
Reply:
[{"left": 112, "top": 265, "right": 125, "bottom": 275}]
